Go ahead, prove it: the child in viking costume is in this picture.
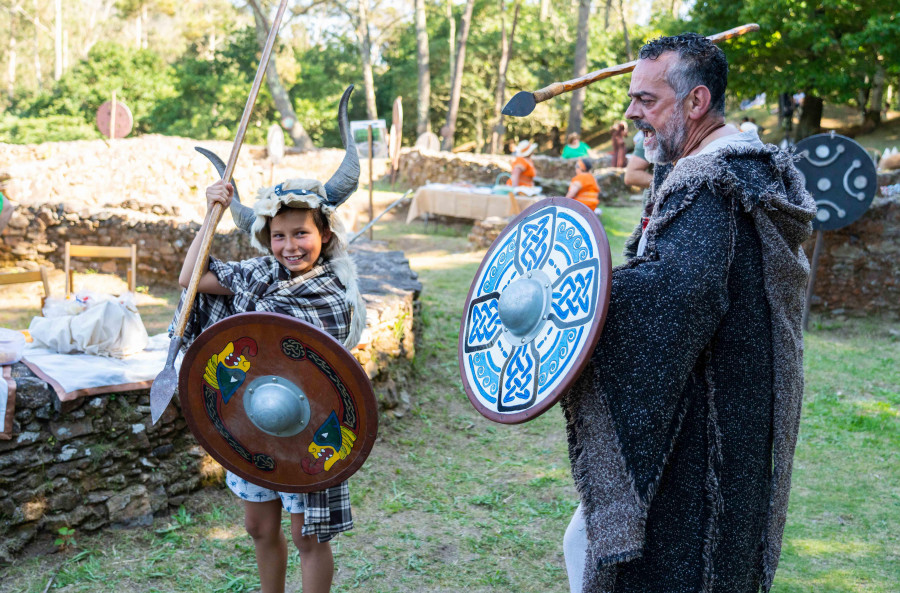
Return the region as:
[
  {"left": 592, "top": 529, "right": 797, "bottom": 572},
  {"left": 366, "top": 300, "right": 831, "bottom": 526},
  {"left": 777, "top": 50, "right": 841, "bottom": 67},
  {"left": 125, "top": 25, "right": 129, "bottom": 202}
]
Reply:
[{"left": 174, "top": 87, "right": 363, "bottom": 593}]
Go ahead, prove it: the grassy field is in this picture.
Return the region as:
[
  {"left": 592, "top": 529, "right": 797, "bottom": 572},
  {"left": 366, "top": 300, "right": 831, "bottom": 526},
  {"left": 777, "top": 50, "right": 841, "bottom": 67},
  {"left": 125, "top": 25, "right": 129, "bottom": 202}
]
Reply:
[{"left": 1, "top": 197, "right": 898, "bottom": 593}]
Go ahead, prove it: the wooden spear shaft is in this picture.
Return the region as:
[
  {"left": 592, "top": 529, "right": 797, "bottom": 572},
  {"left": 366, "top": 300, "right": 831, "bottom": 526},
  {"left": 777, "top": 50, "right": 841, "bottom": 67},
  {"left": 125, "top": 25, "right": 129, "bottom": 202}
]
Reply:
[
  {"left": 541, "top": 24, "right": 759, "bottom": 102},
  {"left": 172, "top": 0, "right": 290, "bottom": 340}
]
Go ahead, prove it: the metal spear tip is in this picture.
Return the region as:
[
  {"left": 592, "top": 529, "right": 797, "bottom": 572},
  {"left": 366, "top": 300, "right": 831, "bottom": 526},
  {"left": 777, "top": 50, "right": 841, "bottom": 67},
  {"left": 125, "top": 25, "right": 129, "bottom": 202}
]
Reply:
[{"left": 502, "top": 91, "right": 538, "bottom": 118}]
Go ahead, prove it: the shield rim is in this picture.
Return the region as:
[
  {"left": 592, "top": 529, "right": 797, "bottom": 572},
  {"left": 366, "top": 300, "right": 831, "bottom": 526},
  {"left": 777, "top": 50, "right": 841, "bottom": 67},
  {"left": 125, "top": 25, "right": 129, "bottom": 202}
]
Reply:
[
  {"left": 458, "top": 197, "right": 612, "bottom": 424},
  {"left": 179, "top": 311, "right": 378, "bottom": 493},
  {"left": 794, "top": 132, "right": 877, "bottom": 232}
]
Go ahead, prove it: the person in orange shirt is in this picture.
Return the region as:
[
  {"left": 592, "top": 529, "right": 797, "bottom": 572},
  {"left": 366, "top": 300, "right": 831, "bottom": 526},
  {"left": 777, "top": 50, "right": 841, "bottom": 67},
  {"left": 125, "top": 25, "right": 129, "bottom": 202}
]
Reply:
[
  {"left": 507, "top": 140, "right": 537, "bottom": 187},
  {"left": 565, "top": 158, "right": 600, "bottom": 211}
]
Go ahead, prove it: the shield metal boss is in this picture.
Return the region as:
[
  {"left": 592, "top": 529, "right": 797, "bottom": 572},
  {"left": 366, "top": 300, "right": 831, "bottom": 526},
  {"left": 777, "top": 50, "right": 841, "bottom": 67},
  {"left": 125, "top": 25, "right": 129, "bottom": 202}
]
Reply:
[
  {"left": 794, "top": 133, "right": 877, "bottom": 231},
  {"left": 459, "top": 198, "right": 612, "bottom": 424},
  {"left": 179, "top": 312, "right": 378, "bottom": 493}
]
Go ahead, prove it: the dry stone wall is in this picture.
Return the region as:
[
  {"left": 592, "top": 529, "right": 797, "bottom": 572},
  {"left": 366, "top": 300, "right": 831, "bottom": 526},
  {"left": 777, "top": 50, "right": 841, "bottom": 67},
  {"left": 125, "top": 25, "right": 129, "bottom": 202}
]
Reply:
[{"left": 804, "top": 188, "right": 900, "bottom": 318}]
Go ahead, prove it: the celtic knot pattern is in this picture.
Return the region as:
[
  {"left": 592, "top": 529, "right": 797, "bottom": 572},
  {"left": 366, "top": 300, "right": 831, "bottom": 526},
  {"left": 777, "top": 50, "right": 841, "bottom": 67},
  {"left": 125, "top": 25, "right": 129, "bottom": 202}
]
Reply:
[
  {"left": 202, "top": 383, "right": 275, "bottom": 472},
  {"left": 552, "top": 268, "right": 593, "bottom": 320},
  {"left": 306, "top": 346, "right": 358, "bottom": 430},
  {"left": 468, "top": 299, "right": 500, "bottom": 345},
  {"left": 519, "top": 214, "right": 552, "bottom": 271},
  {"left": 501, "top": 346, "right": 535, "bottom": 406},
  {"left": 281, "top": 338, "right": 306, "bottom": 360}
]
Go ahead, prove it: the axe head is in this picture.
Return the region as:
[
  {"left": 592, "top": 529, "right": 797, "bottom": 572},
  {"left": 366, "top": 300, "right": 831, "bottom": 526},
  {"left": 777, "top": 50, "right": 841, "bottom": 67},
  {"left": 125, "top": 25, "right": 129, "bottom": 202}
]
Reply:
[{"left": 502, "top": 91, "right": 537, "bottom": 117}]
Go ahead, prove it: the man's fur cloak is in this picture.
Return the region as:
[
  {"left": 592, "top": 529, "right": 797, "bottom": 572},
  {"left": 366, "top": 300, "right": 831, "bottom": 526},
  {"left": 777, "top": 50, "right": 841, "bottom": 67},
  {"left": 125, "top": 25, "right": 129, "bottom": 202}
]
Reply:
[{"left": 562, "top": 143, "right": 816, "bottom": 593}]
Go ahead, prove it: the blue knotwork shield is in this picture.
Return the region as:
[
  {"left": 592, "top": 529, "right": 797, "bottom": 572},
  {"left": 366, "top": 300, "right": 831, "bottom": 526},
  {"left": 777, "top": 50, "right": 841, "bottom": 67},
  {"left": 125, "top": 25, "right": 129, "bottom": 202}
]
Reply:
[
  {"left": 459, "top": 198, "right": 612, "bottom": 424},
  {"left": 794, "top": 132, "right": 877, "bottom": 231}
]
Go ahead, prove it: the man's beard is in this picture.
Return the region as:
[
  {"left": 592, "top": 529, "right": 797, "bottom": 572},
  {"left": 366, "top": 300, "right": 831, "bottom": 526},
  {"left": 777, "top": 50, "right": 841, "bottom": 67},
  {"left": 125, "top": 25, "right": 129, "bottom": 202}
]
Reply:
[{"left": 638, "top": 106, "right": 688, "bottom": 165}]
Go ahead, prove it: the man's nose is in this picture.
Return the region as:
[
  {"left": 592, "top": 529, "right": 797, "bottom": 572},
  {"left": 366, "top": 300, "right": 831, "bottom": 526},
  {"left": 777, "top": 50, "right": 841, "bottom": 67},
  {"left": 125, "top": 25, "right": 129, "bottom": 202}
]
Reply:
[{"left": 624, "top": 99, "right": 639, "bottom": 120}]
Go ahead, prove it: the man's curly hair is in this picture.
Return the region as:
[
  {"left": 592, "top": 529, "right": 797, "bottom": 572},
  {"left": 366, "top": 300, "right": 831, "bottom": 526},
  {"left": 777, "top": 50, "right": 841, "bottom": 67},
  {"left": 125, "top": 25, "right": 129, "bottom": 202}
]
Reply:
[{"left": 639, "top": 33, "right": 728, "bottom": 116}]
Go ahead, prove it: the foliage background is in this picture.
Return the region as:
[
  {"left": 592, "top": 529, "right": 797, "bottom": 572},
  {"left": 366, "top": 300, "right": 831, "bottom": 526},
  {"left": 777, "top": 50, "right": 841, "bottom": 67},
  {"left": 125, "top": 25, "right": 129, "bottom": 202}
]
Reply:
[{"left": 0, "top": 1, "right": 898, "bottom": 146}]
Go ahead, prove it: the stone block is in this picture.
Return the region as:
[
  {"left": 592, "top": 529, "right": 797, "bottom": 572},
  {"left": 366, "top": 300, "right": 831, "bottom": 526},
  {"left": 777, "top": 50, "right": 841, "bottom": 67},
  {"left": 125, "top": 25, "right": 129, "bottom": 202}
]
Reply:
[
  {"left": 49, "top": 419, "right": 94, "bottom": 442},
  {"left": 106, "top": 484, "right": 152, "bottom": 526}
]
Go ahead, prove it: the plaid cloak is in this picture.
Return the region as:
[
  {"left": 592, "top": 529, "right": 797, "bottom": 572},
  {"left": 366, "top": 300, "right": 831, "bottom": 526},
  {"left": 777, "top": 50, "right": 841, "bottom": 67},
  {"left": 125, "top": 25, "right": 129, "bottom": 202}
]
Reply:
[{"left": 172, "top": 255, "right": 355, "bottom": 542}]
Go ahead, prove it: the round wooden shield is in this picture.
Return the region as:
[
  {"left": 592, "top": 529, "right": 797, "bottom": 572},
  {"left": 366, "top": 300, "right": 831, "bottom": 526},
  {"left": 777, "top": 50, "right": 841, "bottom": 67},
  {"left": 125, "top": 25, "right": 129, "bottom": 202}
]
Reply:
[
  {"left": 179, "top": 312, "right": 378, "bottom": 492},
  {"left": 459, "top": 198, "right": 612, "bottom": 424},
  {"left": 794, "top": 133, "right": 877, "bottom": 231},
  {"left": 96, "top": 100, "right": 134, "bottom": 139}
]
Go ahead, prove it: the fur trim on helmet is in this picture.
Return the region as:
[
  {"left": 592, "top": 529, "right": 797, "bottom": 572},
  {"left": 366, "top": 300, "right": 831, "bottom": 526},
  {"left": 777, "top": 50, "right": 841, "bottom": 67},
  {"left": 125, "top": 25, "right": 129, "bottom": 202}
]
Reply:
[{"left": 249, "top": 177, "right": 367, "bottom": 350}]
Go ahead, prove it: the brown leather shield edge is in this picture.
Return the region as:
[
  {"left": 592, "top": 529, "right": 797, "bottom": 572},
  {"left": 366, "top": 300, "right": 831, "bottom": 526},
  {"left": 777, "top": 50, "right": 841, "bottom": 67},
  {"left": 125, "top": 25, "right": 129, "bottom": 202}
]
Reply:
[
  {"left": 458, "top": 197, "right": 612, "bottom": 424},
  {"left": 179, "top": 312, "right": 378, "bottom": 493}
]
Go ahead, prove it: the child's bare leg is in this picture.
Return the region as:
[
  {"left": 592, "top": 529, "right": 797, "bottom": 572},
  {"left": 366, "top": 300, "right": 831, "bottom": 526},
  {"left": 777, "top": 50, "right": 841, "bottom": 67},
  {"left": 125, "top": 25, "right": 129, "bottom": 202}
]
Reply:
[
  {"left": 290, "top": 514, "right": 334, "bottom": 593},
  {"left": 243, "top": 499, "right": 287, "bottom": 593}
]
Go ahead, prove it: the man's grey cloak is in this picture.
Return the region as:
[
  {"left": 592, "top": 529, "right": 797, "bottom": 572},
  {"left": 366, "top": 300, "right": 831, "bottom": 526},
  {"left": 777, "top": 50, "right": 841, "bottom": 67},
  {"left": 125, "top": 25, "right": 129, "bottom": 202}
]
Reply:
[{"left": 562, "top": 139, "right": 816, "bottom": 593}]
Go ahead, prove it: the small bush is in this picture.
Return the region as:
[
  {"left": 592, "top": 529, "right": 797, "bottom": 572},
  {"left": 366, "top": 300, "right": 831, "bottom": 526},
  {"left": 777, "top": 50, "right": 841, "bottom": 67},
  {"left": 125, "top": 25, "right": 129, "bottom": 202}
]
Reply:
[{"left": 0, "top": 114, "right": 101, "bottom": 144}]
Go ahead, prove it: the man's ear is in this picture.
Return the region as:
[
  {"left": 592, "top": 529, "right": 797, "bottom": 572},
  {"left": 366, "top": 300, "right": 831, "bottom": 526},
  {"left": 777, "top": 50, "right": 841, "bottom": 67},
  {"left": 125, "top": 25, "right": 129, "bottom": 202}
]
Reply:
[{"left": 686, "top": 85, "right": 713, "bottom": 120}]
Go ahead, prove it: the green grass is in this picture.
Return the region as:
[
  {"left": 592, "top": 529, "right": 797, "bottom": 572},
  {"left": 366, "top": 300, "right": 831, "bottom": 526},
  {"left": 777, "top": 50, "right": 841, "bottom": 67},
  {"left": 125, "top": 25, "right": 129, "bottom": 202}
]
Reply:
[{"left": 1, "top": 198, "right": 897, "bottom": 593}]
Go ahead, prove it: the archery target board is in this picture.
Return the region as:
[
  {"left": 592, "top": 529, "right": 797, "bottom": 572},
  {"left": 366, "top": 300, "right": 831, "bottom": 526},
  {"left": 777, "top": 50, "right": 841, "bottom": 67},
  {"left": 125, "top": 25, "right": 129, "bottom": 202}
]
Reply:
[
  {"left": 794, "top": 133, "right": 877, "bottom": 231},
  {"left": 459, "top": 198, "right": 612, "bottom": 424}
]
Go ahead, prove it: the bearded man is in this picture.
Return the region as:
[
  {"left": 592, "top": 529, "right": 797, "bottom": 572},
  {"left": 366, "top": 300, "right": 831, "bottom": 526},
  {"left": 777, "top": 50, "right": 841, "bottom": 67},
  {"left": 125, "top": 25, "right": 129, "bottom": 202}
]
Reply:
[{"left": 561, "top": 33, "right": 816, "bottom": 593}]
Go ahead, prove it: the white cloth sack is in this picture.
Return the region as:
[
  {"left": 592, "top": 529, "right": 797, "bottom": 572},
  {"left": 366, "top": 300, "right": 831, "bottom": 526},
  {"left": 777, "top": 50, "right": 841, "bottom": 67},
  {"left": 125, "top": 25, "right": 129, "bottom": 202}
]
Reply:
[{"left": 29, "top": 292, "right": 149, "bottom": 358}]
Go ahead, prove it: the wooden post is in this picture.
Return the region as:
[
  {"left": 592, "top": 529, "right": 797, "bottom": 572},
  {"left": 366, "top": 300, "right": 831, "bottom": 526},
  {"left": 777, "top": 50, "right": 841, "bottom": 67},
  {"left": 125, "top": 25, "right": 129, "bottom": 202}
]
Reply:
[
  {"left": 110, "top": 90, "right": 117, "bottom": 141},
  {"left": 368, "top": 124, "right": 374, "bottom": 240},
  {"left": 802, "top": 230, "right": 825, "bottom": 331}
]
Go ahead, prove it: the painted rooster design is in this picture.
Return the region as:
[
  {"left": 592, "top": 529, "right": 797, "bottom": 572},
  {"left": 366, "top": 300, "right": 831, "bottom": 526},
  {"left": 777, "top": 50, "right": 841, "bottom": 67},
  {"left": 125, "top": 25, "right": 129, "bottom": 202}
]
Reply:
[
  {"left": 300, "top": 411, "right": 357, "bottom": 474},
  {"left": 203, "top": 337, "right": 258, "bottom": 404}
]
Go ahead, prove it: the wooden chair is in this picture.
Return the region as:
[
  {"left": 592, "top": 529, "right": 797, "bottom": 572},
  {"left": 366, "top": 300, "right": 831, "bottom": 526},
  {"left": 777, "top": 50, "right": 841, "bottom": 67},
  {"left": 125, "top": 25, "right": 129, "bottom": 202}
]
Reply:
[
  {"left": 64, "top": 242, "right": 137, "bottom": 296},
  {"left": 0, "top": 266, "right": 52, "bottom": 307}
]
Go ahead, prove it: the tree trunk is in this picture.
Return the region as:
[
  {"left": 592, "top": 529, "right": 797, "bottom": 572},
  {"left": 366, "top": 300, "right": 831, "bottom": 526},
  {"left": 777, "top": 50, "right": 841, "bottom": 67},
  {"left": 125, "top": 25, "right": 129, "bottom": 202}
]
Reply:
[
  {"left": 414, "top": 0, "right": 430, "bottom": 135},
  {"left": 490, "top": 0, "right": 521, "bottom": 154},
  {"left": 864, "top": 64, "right": 886, "bottom": 128},
  {"left": 540, "top": 0, "right": 550, "bottom": 21},
  {"left": 54, "top": 0, "right": 62, "bottom": 79},
  {"left": 475, "top": 108, "right": 483, "bottom": 153},
  {"left": 33, "top": 0, "right": 42, "bottom": 88},
  {"left": 795, "top": 94, "right": 823, "bottom": 141},
  {"left": 604, "top": 0, "right": 612, "bottom": 30},
  {"left": 447, "top": 0, "right": 455, "bottom": 84},
  {"left": 617, "top": 0, "right": 632, "bottom": 61},
  {"left": 7, "top": 8, "right": 17, "bottom": 100},
  {"left": 441, "top": 0, "right": 475, "bottom": 151},
  {"left": 248, "top": 0, "right": 314, "bottom": 151},
  {"left": 567, "top": 0, "right": 591, "bottom": 135},
  {"left": 356, "top": 0, "right": 377, "bottom": 119}
]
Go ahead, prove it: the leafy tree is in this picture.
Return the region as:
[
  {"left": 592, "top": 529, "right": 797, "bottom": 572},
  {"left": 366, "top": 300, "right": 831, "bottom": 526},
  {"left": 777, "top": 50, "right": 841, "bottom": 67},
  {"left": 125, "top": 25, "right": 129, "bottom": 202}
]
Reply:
[
  {"left": 151, "top": 27, "right": 278, "bottom": 144},
  {"left": 688, "top": 0, "right": 900, "bottom": 136},
  {"left": 16, "top": 41, "right": 175, "bottom": 134}
]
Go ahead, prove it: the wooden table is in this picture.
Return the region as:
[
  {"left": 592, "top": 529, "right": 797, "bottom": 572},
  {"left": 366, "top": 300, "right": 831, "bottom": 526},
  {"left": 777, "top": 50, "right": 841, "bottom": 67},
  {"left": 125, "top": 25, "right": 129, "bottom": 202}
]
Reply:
[{"left": 406, "top": 183, "right": 543, "bottom": 223}]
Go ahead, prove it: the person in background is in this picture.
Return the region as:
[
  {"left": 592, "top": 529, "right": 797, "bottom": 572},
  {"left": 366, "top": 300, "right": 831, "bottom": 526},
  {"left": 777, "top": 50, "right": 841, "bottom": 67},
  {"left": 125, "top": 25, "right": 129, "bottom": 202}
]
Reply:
[
  {"left": 622, "top": 130, "right": 655, "bottom": 259},
  {"left": 565, "top": 158, "right": 600, "bottom": 212},
  {"left": 610, "top": 121, "right": 628, "bottom": 167},
  {"left": 624, "top": 131, "right": 652, "bottom": 190},
  {"left": 507, "top": 140, "right": 538, "bottom": 187},
  {"left": 562, "top": 132, "right": 591, "bottom": 159}
]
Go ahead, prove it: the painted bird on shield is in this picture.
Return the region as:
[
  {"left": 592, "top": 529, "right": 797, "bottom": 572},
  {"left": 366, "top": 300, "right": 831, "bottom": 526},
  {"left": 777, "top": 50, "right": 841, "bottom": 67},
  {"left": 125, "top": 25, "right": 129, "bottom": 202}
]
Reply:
[{"left": 202, "top": 337, "right": 258, "bottom": 403}]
